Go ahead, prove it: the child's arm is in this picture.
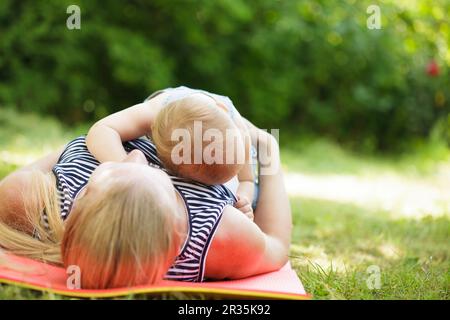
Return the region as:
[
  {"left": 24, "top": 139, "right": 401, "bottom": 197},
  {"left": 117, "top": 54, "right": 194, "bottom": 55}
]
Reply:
[
  {"left": 86, "top": 93, "right": 168, "bottom": 162},
  {"left": 86, "top": 103, "right": 155, "bottom": 162},
  {"left": 237, "top": 164, "right": 255, "bottom": 204},
  {"left": 221, "top": 104, "right": 256, "bottom": 217},
  {"left": 235, "top": 118, "right": 256, "bottom": 218}
]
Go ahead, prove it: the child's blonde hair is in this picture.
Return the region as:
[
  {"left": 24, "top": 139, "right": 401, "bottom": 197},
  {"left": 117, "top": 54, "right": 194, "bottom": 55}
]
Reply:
[
  {"left": 152, "top": 95, "right": 244, "bottom": 185},
  {"left": 0, "top": 169, "right": 182, "bottom": 289}
]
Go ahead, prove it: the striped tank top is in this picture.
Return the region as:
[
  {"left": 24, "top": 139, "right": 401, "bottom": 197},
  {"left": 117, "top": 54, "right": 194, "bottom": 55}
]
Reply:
[{"left": 51, "top": 136, "right": 236, "bottom": 282}]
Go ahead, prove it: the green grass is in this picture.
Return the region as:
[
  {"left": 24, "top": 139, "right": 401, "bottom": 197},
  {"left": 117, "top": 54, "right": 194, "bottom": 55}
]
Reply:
[
  {"left": 290, "top": 198, "right": 449, "bottom": 299},
  {"left": 281, "top": 134, "right": 450, "bottom": 177},
  {"left": 0, "top": 107, "right": 449, "bottom": 300},
  {"left": 281, "top": 132, "right": 450, "bottom": 299}
]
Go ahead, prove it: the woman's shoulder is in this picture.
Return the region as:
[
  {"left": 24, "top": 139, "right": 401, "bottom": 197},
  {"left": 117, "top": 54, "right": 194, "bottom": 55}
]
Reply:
[
  {"left": 56, "top": 136, "right": 90, "bottom": 161},
  {"left": 204, "top": 205, "right": 266, "bottom": 279},
  {"left": 54, "top": 136, "right": 100, "bottom": 174}
]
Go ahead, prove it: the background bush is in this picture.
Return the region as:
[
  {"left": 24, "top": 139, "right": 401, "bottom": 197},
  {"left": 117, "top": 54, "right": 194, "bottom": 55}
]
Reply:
[{"left": 0, "top": 0, "right": 448, "bottom": 151}]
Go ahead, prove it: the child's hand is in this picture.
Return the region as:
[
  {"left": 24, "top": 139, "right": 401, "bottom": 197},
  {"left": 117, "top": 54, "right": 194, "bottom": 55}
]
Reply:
[{"left": 234, "top": 195, "right": 254, "bottom": 221}]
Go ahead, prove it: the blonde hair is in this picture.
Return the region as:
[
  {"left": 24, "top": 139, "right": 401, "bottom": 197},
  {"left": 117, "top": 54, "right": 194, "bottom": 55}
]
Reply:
[
  {"left": 0, "top": 169, "right": 182, "bottom": 289},
  {"left": 62, "top": 171, "right": 182, "bottom": 289},
  {"left": 0, "top": 170, "right": 63, "bottom": 265},
  {"left": 152, "top": 95, "right": 243, "bottom": 185}
]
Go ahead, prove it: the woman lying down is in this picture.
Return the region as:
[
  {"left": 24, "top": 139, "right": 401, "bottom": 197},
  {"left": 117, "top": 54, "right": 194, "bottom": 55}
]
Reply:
[{"left": 0, "top": 87, "right": 292, "bottom": 289}]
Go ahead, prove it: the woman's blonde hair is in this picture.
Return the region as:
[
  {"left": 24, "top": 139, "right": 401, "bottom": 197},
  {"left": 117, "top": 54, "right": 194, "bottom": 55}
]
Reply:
[
  {"left": 152, "top": 95, "right": 243, "bottom": 185},
  {"left": 0, "top": 169, "right": 182, "bottom": 289},
  {"left": 62, "top": 170, "right": 182, "bottom": 289},
  {"left": 0, "top": 170, "right": 63, "bottom": 265}
]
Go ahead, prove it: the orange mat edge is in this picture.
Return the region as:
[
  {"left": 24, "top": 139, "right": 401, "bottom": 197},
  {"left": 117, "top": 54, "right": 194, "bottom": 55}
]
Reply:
[
  {"left": 0, "top": 253, "right": 311, "bottom": 300},
  {"left": 0, "top": 277, "right": 311, "bottom": 300}
]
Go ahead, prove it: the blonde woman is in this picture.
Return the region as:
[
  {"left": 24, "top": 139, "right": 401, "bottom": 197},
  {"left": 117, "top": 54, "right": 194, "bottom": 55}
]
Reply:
[{"left": 0, "top": 121, "right": 292, "bottom": 289}]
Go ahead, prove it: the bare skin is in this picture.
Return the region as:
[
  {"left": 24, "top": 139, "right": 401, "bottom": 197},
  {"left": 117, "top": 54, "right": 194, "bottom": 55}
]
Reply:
[{"left": 0, "top": 123, "right": 291, "bottom": 280}]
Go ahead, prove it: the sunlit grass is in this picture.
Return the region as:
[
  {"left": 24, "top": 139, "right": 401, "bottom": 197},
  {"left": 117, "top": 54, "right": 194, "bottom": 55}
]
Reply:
[
  {"left": 281, "top": 137, "right": 450, "bottom": 219},
  {"left": 0, "top": 107, "right": 90, "bottom": 178},
  {"left": 281, "top": 136, "right": 450, "bottom": 177},
  {"left": 290, "top": 198, "right": 449, "bottom": 299},
  {"left": 284, "top": 171, "right": 450, "bottom": 218}
]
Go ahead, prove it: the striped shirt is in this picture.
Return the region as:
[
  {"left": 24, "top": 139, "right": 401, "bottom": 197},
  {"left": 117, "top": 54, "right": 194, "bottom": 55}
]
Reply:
[{"left": 51, "top": 136, "right": 236, "bottom": 282}]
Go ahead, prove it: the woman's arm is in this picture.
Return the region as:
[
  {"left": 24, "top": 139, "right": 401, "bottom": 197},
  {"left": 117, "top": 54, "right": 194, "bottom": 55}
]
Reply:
[
  {"left": 235, "top": 118, "right": 290, "bottom": 250},
  {"left": 206, "top": 127, "right": 292, "bottom": 279},
  {"left": 252, "top": 131, "right": 291, "bottom": 257}
]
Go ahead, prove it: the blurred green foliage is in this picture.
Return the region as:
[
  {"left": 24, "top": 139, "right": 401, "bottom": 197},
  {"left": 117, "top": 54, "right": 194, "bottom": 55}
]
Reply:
[{"left": 0, "top": 0, "right": 448, "bottom": 151}]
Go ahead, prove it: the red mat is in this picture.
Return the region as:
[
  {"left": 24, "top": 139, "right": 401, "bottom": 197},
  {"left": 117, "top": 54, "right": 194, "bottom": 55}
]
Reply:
[{"left": 0, "top": 253, "right": 310, "bottom": 299}]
